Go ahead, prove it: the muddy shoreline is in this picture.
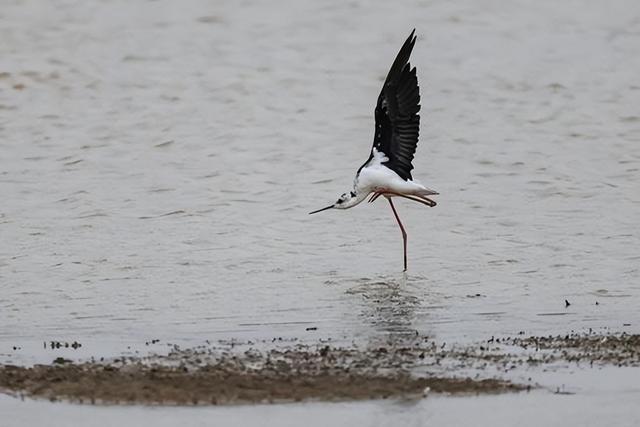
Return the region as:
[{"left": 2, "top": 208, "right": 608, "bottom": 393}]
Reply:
[
  {"left": 2, "top": 332, "right": 638, "bottom": 405},
  {"left": 0, "top": 363, "right": 519, "bottom": 405}
]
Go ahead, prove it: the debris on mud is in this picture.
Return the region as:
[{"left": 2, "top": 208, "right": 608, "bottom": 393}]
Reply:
[
  {"left": 0, "top": 343, "right": 522, "bottom": 405},
  {"left": 0, "top": 361, "right": 520, "bottom": 405},
  {"left": 503, "top": 332, "right": 640, "bottom": 365},
  {"left": 1, "top": 331, "right": 637, "bottom": 406}
]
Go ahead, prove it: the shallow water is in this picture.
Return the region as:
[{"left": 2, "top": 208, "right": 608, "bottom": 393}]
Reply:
[
  {"left": 1, "top": 0, "right": 640, "bottom": 424},
  {"left": 1, "top": 374, "right": 640, "bottom": 427}
]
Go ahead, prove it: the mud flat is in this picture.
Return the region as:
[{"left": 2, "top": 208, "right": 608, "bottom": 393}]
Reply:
[
  {"left": 0, "top": 363, "right": 517, "bottom": 406},
  {"left": 2, "top": 331, "right": 638, "bottom": 405},
  {"left": 0, "top": 344, "right": 519, "bottom": 405}
]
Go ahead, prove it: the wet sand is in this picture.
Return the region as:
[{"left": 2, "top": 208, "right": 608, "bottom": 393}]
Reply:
[
  {"left": 2, "top": 331, "right": 638, "bottom": 405},
  {"left": 0, "top": 363, "right": 516, "bottom": 405}
]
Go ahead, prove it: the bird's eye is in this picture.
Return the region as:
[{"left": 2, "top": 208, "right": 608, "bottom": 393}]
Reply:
[{"left": 350, "top": 191, "right": 356, "bottom": 198}]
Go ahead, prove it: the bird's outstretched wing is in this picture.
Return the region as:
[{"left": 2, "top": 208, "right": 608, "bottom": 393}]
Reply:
[{"left": 359, "top": 30, "right": 420, "bottom": 181}]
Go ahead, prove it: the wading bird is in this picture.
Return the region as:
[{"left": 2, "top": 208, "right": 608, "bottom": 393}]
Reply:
[{"left": 309, "top": 30, "right": 438, "bottom": 271}]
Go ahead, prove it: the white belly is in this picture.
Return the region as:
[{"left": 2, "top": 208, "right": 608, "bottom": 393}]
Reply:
[{"left": 356, "top": 164, "right": 436, "bottom": 195}]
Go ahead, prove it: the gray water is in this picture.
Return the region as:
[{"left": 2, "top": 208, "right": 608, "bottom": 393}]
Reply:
[{"left": 1, "top": 0, "right": 640, "bottom": 424}]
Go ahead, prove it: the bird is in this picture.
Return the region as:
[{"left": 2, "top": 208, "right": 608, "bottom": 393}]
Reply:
[{"left": 309, "top": 30, "right": 438, "bottom": 271}]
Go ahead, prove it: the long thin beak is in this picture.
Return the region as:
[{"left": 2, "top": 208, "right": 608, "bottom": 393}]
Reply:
[{"left": 309, "top": 205, "right": 334, "bottom": 215}]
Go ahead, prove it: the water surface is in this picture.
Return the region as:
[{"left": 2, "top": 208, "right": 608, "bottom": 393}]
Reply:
[{"left": 1, "top": 0, "right": 639, "bottom": 424}]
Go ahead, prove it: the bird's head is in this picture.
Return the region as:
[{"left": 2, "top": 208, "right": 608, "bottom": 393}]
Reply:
[{"left": 309, "top": 191, "right": 362, "bottom": 214}]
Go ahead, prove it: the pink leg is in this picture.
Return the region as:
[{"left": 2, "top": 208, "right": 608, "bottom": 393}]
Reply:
[
  {"left": 369, "top": 191, "right": 436, "bottom": 208},
  {"left": 399, "top": 194, "right": 435, "bottom": 207},
  {"left": 414, "top": 194, "right": 437, "bottom": 207},
  {"left": 368, "top": 192, "right": 383, "bottom": 203},
  {"left": 381, "top": 191, "right": 435, "bottom": 207},
  {"left": 388, "top": 198, "right": 408, "bottom": 271}
]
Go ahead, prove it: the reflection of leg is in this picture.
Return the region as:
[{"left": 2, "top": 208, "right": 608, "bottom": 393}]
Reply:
[{"left": 388, "top": 198, "right": 408, "bottom": 271}]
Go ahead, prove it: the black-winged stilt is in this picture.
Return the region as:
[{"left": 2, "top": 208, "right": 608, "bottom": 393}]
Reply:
[{"left": 309, "top": 30, "right": 438, "bottom": 271}]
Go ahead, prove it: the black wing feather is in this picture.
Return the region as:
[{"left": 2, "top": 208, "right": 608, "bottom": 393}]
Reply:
[{"left": 359, "top": 30, "right": 421, "bottom": 181}]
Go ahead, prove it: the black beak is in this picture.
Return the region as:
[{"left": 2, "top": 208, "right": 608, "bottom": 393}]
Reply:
[{"left": 309, "top": 205, "right": 334, "bottom": 215}]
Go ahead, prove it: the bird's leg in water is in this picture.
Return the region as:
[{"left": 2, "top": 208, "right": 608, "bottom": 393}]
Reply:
[{"left": 387, "top": 198, "right": 408, "bottom": 271}]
